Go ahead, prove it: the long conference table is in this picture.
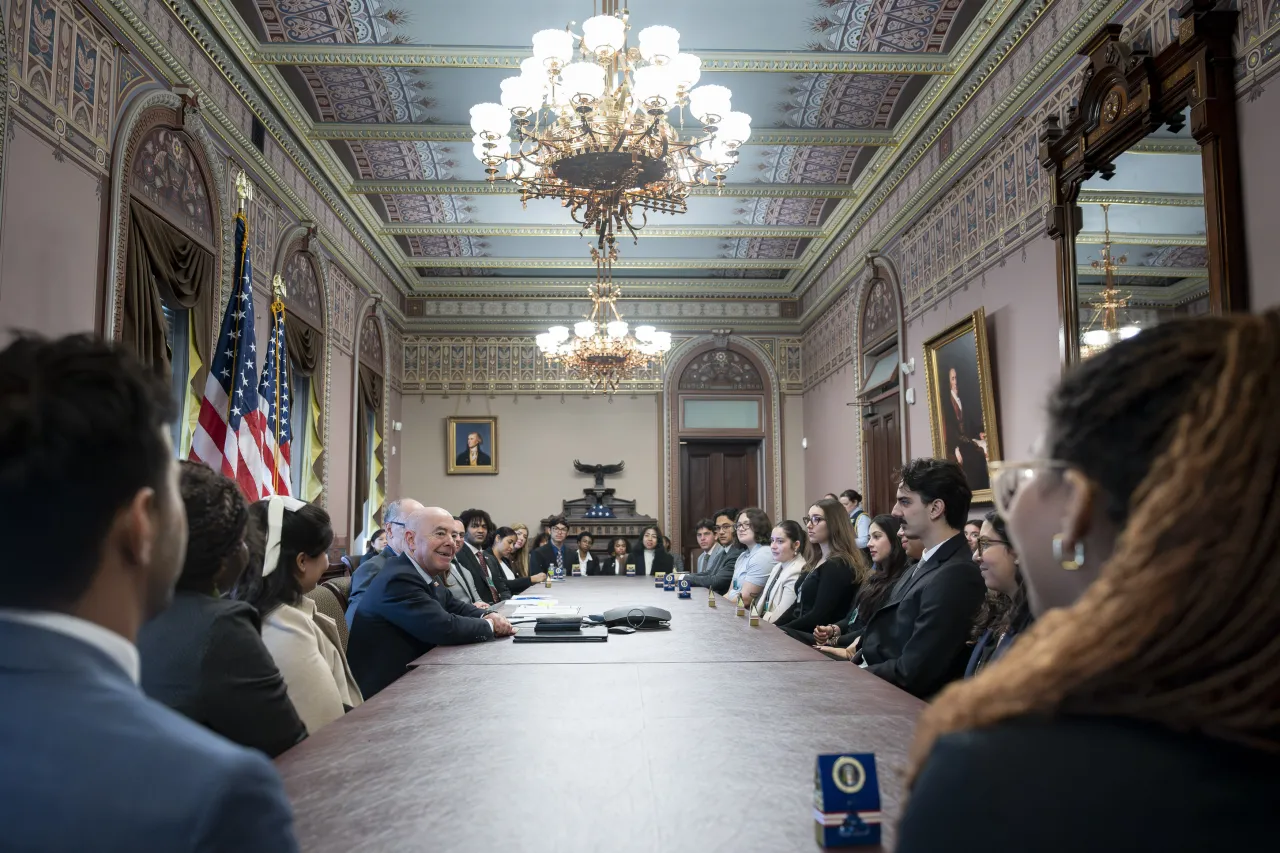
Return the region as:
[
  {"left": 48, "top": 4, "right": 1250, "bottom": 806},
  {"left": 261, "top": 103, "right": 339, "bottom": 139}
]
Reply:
[{"left": 276, "top": 577, "right": 926, "bottom": 852}]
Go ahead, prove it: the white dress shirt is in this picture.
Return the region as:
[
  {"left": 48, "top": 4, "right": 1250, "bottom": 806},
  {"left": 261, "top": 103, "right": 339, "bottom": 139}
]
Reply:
[
  {"left": 498, "top": 557, "right": 516, "bottom": 580},
  {"left": 643, "top": 549, "right": 655, "bottom": 575},
  {"left": 575, "top": 551, "right": 591, "bottom": 575},
  {"left": 0, "top": 608, "right": 140, "bottom": 684}
]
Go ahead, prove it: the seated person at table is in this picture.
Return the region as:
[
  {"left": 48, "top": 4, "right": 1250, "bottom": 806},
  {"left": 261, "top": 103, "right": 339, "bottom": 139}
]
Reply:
[
  {"left": 854, "top": 458, "right": 985, "bottom": 699},
  {"left": 602, "top": 536, "right": 632, "bottom": 575},
  {"left": 457, "top": 507, "right": 510, "bottom": 604},
  {"left": 663, "top": 536, "right": 685, "bottom": 573},
  {"left": 139, "top": 462, "right": 306, "bottom": 758},
  {"left": 898, "top": 313, "right": 1280, "bottom": 852},
  {"left": 530, "top": 517, "right": 570, "bottom": 575},
  {"left": 0, "top": 333, "right": 297, "bottom": 852},
  {"left": 812, "top": 515, "right": 908, "bottom": 657},
  {"left": 235, "top": 499, "right": 362, "bottom": 735},
  {"left": 964, "top": 511, "right": 1032, "bottom": 678},
  {"left": 692, "top": 518, "right": 718, "bottom": 574},
  {"left": 723, "top": 509, "right": 776, "bottom": 606},
  {"left": 444, "top": 516, "right": 488, "bottom": 607},
  {"left": 758, "top": 520, "right": 808, "bottom": 623},
  {"left": 777, "top": 499, "right": 865, "bottom": 639},
  {"left": 364, "top": 528, "right": 386, "bottom": 559},
  {"left": 490, "top": 526, "right": 545, "bottom": 593},
  {"left": 347, "top": 507, "right": 517, "bottom": 697},
  {"left": 629, "top": 525, "right": 675, "bottom": 576},
  {"left": 684, "top": 508, "right": 745, "bottom": 594},
  {"left": 347, "top": 497, "right": 423, "bottom": 627},
  {"left": 573, "top": 532, "right": 599, "bottom": 576}
]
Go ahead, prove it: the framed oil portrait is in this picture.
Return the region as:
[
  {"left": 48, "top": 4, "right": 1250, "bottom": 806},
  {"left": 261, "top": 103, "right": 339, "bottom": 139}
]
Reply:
[
  {"left": 446, "top": 417, "right": 498, "bottom": 475},
  {"left": 922, "top": 308, "right": 1001, "bottom": 503}
]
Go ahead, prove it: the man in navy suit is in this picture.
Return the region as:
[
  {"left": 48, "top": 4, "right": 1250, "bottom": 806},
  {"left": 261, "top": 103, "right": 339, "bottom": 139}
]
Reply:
[
  {"left": 347, "top": 506, "right": 517, "bottom": 697},
  {"left": 0, "top": 334, "right": 298, "bottom": 852},
  {"left": 529, "top": 514, "right": 571, "bottom": 575}
]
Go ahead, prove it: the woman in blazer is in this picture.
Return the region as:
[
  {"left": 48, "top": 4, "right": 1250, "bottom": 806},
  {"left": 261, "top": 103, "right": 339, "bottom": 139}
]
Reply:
[
  {"left": 573, "top": 532, "right": 601, "bottom": 576},
  {"left": 628, "top": 526, "right": 674, "bottom": 576},
  {"left": 898, "top": 314, "right": 1280, "bottom": 852},
  {"left": 964, "top": 511, "right": 1032, "bottom": 678},
  {"left": 777, "top": 498, "right": 868, "bottom": 638},
  {"left": 139, "top": 462, "right": 306, "bottom": 758},
  {"left": 235, "top": 498, "right": 362, "bottom": 736},
  {"left": 813, "top": 515, "right": 909, "bottom": 655},
  {"left": 602, "top": 536, "right": 631, "bottom": 575},
  {"left": 489, "top": 526, "right": 546, "bottom": 593},
  {"left": 758, "top": 520, "right": 807, "bottom": 623}
]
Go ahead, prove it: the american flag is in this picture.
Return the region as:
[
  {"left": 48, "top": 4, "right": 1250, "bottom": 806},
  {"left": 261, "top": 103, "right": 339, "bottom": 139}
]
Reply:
[
  {"left": 190, "top": 209, "right": 270, "bottom": 500},
  {"left": 258, "top": 294, "right": 292, "bottom": 497}
]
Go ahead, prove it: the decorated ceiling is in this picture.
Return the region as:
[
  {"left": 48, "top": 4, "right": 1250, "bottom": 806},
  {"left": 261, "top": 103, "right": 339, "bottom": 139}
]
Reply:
[{"left": 218, "top": 0, "right": 982, "bottom": 319}]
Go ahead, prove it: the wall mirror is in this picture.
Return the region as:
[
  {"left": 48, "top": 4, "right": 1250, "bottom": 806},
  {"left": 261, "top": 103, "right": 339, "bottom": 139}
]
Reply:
[{"left": 1040, "top": 0, "right": 1247, "bottom": 366}]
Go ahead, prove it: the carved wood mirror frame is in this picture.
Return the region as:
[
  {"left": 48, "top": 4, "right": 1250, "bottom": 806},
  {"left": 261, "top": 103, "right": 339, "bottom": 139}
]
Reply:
[{"left": 1039, "top": 0, "right": 1247, "bottom": 367}]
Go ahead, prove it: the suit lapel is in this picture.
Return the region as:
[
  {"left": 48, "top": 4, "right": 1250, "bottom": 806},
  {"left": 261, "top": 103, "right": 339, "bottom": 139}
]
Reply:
[{"left": 896, "top": 533, "right": 968, "bottom": 601}]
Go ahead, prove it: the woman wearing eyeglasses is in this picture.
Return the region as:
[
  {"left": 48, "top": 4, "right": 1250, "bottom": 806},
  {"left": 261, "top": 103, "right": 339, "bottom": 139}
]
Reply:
[
  {"left": 898, "top": 313, "right": 1280, "bottom": 852},
  {"left": 964, "top": 511, "right": 1031, "bottom": 678},
  {"left": 776, "top": 498, "right": 868, "bottom": 637},
  {"left": 723, "top": 509, "right": 777, "bottom": 607}
]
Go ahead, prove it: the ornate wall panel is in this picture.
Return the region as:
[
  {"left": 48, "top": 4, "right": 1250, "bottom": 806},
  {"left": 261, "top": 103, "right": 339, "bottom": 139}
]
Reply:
[
  {"left": 801, "top": 286, "right": 857, "bottom": 389},
  {"left": 325, "top": 259, "right": 358, "bottom": 354},
  {"left": 677, "top": 350, "right": 766, "bottom": 392},
  {"left": 130, "top": 124, "right": 214, "bottom": 244}
]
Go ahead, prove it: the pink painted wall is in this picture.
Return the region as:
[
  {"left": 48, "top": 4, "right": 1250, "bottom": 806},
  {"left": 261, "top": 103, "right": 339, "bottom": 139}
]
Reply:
[
  {"left": 802, "top": 362, "right": 861, "bottom": 502},
  {"left": 1238, "top": 81, "right": 1280, "bottom": 311},
  {"left": 779, "top": 394, "right": 807, "bottom": 522},
  {"left": 902, "top": 235, "right": 1061, "bottom": 465},
  {"left": 0, "top": 124, "right": 104, "bottom": 345}
]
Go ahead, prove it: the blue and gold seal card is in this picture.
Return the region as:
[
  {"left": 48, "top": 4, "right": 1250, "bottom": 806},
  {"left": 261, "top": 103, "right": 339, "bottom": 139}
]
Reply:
[
  {"left": 663, "top": 573, "right": 676, "bottom": 590},
  {"left": 677, "top": 578, "right": 692, "bottom": 599},
  {"left": 813, "top": 753, "right": 881, "bottom": 847}
]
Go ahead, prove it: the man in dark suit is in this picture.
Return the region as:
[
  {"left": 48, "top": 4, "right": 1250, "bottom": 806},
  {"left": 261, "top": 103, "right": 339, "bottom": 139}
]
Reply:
[
  {"left": 347, "top": 506, "right": 517, "bottom": 697},
  {"left": 0, "top": 334, "right": 297, "bottom": 852},
  {"left": 685, "top": 508, "right": 745, "bottom": 595},
  {"left": 857, "top": 458, "right": 986, "bottom": 699},
  {"left": 457, "top": 507, "right": 511, "bottom": 604},
  {"left": 455, "top": 430, "right": 492, "bottom": 466},
  {"left": 346, "top": 496, "right": 423, "bottom": 627},
  {"left": 529, "top": 514, "right": 571, "bottom": 575}
]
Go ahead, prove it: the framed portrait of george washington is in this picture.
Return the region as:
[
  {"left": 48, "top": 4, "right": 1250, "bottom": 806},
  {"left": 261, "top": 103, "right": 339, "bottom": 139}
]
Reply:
[
  {"left": 446, "top": 416, "right": 498, "bottom": 475},
  {"left": 922, "top": 308, "right": 1001, "bottom": 503}
]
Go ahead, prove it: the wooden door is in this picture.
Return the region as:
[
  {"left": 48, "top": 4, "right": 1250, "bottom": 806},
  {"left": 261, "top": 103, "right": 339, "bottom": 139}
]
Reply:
[
  {"left": 861, "top": 391, "right": 901, "bottom": 519},
  {"left": 680, "top": 441, "right": 761, "bottom": 568}
]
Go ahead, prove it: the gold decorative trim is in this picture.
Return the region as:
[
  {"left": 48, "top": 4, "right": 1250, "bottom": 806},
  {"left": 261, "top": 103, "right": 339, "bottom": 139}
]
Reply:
[
  {"left": 1078, "top": 276, "right": 1207, "bottom": 305},
  {"left": 308, "top": 123, "right": 898, "bottom": 147},
  {"left": 408, "top": 278, "right": 795, "bottom": 294},
  {"left": 1077, "top": 189, "right": 1204, "bottom": 206},
  {"left": 1076, "top": 264, "right": 1208, "bottom": 278},
  {"left": 382, "top": 223, "right": 825, "bottom": 238},
  {"left": 1128, "top": 138, "right": 1201, "bottom": 154},
  {"left": 351, "top": 180, "right": 857, "bottom": 199},
  {"left": 252, "top": 43, "right": 954, "bottom": 74},
  {"left": 404, "top": 257, "right": 797, "bottom": 270},
  {"left": 1076, "top": 231, "right": 1206, "bottom": 246}
]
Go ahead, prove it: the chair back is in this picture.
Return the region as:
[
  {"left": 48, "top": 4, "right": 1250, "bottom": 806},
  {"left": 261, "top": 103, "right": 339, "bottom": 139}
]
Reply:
[
  {"left": 305, "top": 584, "right": 350, "bottom": 652},
  {"left": 322, "top": 576, "right": 351, "bottom": 613}
]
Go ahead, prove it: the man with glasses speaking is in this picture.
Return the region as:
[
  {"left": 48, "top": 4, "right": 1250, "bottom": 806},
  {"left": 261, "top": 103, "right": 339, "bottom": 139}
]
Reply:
[
  {"left": 346, "top": 498, "right": 423, "bottom": 628},
  {"left": 684, "top": 507, "right": 745, "bottom": 595}
]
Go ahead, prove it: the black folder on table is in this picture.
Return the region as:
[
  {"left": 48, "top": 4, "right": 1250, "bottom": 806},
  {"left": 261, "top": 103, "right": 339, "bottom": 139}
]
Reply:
[{"left": 512, "top": 626, "right": 608, "bottom": 643}]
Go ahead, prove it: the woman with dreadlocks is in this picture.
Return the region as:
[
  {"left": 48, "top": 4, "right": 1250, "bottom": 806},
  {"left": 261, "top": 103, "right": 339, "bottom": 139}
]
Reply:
[{"left": 896, "top": 313, "right": 1280, "bottom": 851}]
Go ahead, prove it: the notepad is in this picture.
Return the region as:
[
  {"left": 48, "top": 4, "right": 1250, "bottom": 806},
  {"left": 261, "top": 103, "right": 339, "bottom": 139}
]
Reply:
[{"left": 511, "top": 604, "right": 581, "bottom": 618}]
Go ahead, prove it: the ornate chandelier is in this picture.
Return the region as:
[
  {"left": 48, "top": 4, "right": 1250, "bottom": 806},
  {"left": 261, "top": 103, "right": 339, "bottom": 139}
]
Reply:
[
  {"left": 535, "top": 252, "right": 673, "bottom": 394},
  {"left": 469, "top": 0, "right": 751, "bottom": 252},
  {"left": 1081, "top": 204, "right": 1141, "bottom": 356}
]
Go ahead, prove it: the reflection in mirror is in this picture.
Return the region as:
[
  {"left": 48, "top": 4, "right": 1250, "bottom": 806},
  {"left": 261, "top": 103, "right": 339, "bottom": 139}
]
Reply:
[{"left": 1075, "top": 109, "right": 1207, "bottom": 359}]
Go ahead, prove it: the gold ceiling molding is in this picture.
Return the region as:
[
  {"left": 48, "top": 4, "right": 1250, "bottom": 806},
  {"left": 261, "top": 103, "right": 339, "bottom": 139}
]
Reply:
[
  {"left": 1076, "top": 231, "right": 1206, "bottom": 246},
  {"left": 1127, "top": 138, "right": 1201, "bottom": 154},
  {"left": 308, "top": 123, "right": 898, "bottom": 148},
  {"left": 1077, "top": 190, "right": 1204, "bottom": 207},
  {"left": 350, "top": 180, "right": 856, "bottom": 199},
  {"left": 404, "top": 257, "right": 797, "bottom": 270},
  {"left": 382, "top": 223, "right": 824, "bottom": 238},
  {"left": 1077, "top": 276, "right": 1208, "bottom": 307},
  {"left": 1075, "top": 265, "right": 1208, "bottom": 278},
  {"left": 251, "top": 43, "right": 954, "bottom": 74},
  {"left": 408, "top": 278, "right": 795, "bottom": 295}
]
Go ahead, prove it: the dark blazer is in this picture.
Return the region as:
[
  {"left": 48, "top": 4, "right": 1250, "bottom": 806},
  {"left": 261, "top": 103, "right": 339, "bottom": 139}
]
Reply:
[
  {"left": 456, "top": 543, "right": 511, "bottom": 604},
  {"left": 0, "top": 618, "right": 298, "bottom": 852},
  {"left": 964, "top": 625, "right": 1023, "bottom": 678},
  {"left": 776, "top": 558, "right": 857, "bottom": 636},
  {"left": 492, "top": 550, "right": 536, "bottom": 593},
  {"left": 898, "top": 714, "right": 1280, "bottom": 853},
  {"left": 138, "top": 591, "right": 306, "bottom": 758},
  {"left": 455, "top": 449, "right": 492, "bottom": 466},
  {"left": 529, "top": 542, "right": 569, "bottom": 575},
  {"left": 345, "top": 545, "right": 394, "bottom": 627},
  {"left": 569, "top": 551, "right": 600, "bottom": 576},
  {"left": 857, "top": 532, "right": 985, "bottom": 699},
  {"left": 685, "top": 542, "right": 745, "bottom": 594},
  {"left": 600, "top": 556, "right": 631, "bottom": 576},
  {"left": 347, "top": 554, "right": 493, "bottom": 698},
  {"left": 627, "top": 548, "right": 675, "bottom": 577}
]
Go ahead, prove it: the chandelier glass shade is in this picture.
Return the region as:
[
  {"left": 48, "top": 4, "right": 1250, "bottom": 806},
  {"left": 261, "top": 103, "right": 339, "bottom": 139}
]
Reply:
[
  {"left": 469, "top": 1, "right": 750, "bottom": 252},
  {"left": 1081, "top": 204, "right": 1141, "bottom": 356},
  {"left": 535, "top": 258, "right": 673, "bottom": 394}
]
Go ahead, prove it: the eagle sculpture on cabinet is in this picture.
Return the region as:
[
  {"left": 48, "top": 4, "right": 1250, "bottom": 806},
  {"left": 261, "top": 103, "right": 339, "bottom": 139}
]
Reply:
[{"left": 573, "top": 460, "right": 625, "bottom": 489}]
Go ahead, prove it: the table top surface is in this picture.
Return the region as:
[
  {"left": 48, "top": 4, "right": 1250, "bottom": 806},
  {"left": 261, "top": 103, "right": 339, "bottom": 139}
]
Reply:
[{"left": 276, "top": 578, "right": 925, "bottom": 853}]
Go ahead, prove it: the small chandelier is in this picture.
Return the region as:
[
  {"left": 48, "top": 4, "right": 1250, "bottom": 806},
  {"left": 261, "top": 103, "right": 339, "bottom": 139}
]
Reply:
[
  {"left": 469, "top": 0, "right": 750, "bottom": 253},
  {"left": 1081, "top": 204, "right": 1141, "bottom": 355},
  {"left": 536, "top": 249, "right": 672, "bottom": 394}
]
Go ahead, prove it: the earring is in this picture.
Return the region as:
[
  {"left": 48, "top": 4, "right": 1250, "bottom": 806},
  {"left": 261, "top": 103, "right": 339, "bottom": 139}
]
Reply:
[{"left": 1052, "top": 534, "right": 1085, "bottom": 571}]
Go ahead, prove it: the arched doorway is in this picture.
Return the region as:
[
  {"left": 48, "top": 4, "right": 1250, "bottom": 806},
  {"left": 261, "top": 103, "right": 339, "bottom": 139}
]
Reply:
[{"left": 857, "top": 257, "right": 906, "bottom": 518}]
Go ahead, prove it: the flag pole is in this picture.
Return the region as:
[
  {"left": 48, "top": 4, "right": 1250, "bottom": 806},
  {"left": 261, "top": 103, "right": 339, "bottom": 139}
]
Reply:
[
  {"left": 270, "top": 273, "right": 288, "bottom": 498},
  {"left": 227, "top": 172, "right": 253, "bottom": 425}
]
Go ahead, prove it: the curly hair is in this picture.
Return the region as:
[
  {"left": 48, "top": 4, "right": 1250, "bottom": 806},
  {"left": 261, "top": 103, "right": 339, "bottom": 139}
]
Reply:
[
  {"left": 175, "top": 461, "right": 249, "bottom": 593},
  {"left": 908, "top": 311, "right": 1280, "bottom": 785}
]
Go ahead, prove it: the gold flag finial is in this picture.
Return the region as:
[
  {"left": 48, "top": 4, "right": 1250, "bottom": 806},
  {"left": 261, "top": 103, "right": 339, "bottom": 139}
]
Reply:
[
  {"left": 235, "top": 170, "right": 254, "bottom": 209},
  {"left": 272, "top": 272, "right": 287, "bottom": 300}
]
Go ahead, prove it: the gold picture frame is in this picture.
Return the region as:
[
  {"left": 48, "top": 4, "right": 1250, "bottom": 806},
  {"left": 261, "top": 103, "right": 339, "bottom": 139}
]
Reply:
[
  {"left": 922, "top": 307, "right": 1001, "bottom": 504},
  {"left": 446, "top": 416, "right": 499, "bottom": 475}
]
